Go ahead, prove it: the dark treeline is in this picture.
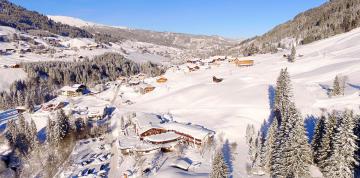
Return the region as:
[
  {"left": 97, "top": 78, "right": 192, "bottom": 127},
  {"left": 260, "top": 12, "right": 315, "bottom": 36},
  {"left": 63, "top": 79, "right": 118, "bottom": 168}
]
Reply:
[
  {"left": 0, "top": 53, "right": 165, "bottom": 110},
  {"left": 0, "top": 0, "right": 92, "bottom": 38}
]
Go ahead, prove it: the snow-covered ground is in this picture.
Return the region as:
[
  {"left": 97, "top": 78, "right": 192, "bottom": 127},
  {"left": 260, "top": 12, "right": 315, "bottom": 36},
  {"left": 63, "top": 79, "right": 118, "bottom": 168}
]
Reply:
[
  {"left": 2, "top": 22, "right": 360, "bottom": 178},
  {"left": 0, "top": 68, "right": 27, "bottom": 92},
  {"left": 109, "top": 27, "right": 360, "bottom": 177}
]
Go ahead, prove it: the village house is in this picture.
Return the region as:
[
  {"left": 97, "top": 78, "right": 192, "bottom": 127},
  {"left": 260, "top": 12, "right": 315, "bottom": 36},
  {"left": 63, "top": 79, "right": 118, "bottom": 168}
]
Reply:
[
  {"left": 42, "top": 101, "right": 67, "bottom": 111},
  {"left": 156, "top": 76, "right": 168, "bottom": 83},
  {"left": 211, "top": 55, "right": 227, "bottom": 62},
  {"left": 60, "top": 84, "right": 87, "bottom": 97},
  {"left": 128, "top": 78, "right": 141, "bottom": 86},
  {"left": 87, "top": 106, "right": 107, "bottom": 120},
  {"left": 187, "top": 58, "right": 201, "bottom": 64},
  {"left": 187, "top": 63, "right": 200, "bottom": 72},
  {"left": 138, "top": 84, "right": 155, "bottom": 94},
  {"left": 234, "top": 59, "right": 254, "bottom": 67},
  {"left": 162, "top": 122, "right": 215, "bottom": 146}
]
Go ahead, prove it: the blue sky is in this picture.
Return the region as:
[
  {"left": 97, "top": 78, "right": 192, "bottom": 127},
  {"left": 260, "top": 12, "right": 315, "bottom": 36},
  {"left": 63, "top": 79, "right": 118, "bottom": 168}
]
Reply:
[{"left": 10, "top": 0, "right": 326, "bottom": 38}]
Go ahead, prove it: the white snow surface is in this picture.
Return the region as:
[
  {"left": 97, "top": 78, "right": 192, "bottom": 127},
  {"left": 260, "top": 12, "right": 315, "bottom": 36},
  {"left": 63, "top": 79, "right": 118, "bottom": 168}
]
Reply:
[{"left": 113, "top": 27, "right": 360, "bottom": 177}]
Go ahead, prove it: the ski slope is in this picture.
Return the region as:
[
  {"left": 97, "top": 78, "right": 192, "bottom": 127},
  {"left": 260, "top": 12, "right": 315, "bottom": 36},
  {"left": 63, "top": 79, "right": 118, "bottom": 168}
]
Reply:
[{"left": 116, "top": 27, "right": 360, "bottom": 177}]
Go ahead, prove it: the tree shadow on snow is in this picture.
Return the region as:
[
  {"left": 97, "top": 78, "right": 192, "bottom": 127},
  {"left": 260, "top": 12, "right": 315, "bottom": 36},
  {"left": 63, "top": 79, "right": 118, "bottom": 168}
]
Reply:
[
  {"left": 260, "top": 85, "right": 277, "bottom": 138},
  {"left": 348, "top": 83, "right": 360, "bottom": 90},
  {"left": 304, "top": 115, "right": 318, "bottom": 143},
  {"left": 37, "top": 127, "right": 47, "bottom": 144},
  {"left": 222, "top": 140, "right": 233, "bottom": 178}
]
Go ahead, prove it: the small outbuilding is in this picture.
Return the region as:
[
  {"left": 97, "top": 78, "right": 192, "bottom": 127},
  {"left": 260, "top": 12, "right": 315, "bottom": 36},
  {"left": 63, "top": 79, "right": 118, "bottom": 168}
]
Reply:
[{"left": 156, "top": 77, "right": 168, "bottom": 83}]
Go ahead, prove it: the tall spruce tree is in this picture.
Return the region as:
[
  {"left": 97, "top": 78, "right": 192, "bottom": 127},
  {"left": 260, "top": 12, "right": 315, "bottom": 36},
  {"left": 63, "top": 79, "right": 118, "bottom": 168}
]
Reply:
[
  {"left": 264, "top": 120, "right": 278, "bottom": 173},
  {"left": 274, "top": 68, "right": 293, "bottom": 125},
  {"left": 323, "top": 110, "right": 358, "bottom": 178},
  {"left": 317, "top": 111, "right": 338, "bottom": 170},
  {"left": 57, "top": 109, "right": 70, "bottom": 139},
  {"left": 252, "top": 131, "right": 266, "bottom": 175},
  {"left": 270, "top": 69, "right": 312, "bottom": 177},
  {"left": 283, "top": 102, "right": 312, "bottom": 178},
  {"left": 312, "top": 114, "right": 327, "bottom": 164},
  {"left": 288, "top": 45, "right": 296, "bottom": 62},
  {"left": 332, "top": 76, "right": 341, "bottom": 96},
  {"left": 210, "top": 151, "right": 228, "bottom": 178}
]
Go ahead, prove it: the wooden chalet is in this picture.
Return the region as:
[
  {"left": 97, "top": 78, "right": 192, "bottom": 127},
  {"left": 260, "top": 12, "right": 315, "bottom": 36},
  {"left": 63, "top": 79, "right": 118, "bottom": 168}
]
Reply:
[
  {"left": 139, "top": 84, "right": 155, "bottom": 94},
  {"left": 235, "top": 59, "right": 254, "bottom": 67},
  {"left": 10, "top": 64, "right": 20, "bottom": 68},
  {"left": 156, "top": 77, "right": 168, "bottom": 83},
  {"left": 60, "top": 84, "right": 87, "bottom": 97}
]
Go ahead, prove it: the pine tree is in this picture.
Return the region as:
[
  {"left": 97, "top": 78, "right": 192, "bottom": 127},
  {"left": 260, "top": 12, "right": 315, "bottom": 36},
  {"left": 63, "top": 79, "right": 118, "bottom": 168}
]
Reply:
[
  {"left": 274, "top": 68, "right": 293, "bottom": 125},
  {"left": 210, "top": 151, "right": 228, "bottom": 178},
  {"left": 46, "top": 117, "right": 53, "bottom": 145},
  {"left": 29, "top": 119, "right": 38, "bottom": 150},
  {"left": 246, "top": 124, "right": 255, "bottom": 144},
  {"left": 288, "top": 45, "right": 296, "bottom": 62},
  {"left": 323, "top": 110, "right": 358, "bottom": 178},
  {"left": 264, "top": 120, "right": 278, "bottom": 173},
  {"left": 312, "top": 114, "right": 327, "bottom": 164},
  {"left": 252, "top": 131, "right": 265, "bottom": 175},
  {"left": 318, "top": 111, "right": 338, "bottom": 170},
  {"left": 332, "top": 76, "right": 341, "bottom": 96},
  {"left": 248, "top": 132, "right": 257, "bottom": 163},
  {"left": 17, "top": 114, "right": 26, "bottom": 133},
  {"left": 56, "top": 109, "right": 69, "bottom": 139},
  {"left": 283, "top": 103, "right": 312, "bottom": 178}
]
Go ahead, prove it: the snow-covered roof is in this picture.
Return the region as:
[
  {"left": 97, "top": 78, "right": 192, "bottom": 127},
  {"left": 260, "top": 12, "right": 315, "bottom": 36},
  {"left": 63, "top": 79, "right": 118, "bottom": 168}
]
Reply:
[
  {"left": 60, "top": 86, "right": 78, "bottom": 92},
  {"left": 119, "top": 136, "right": 160, "bottom": 151},
  {"left": 202, "top": 58, "right": 215, "bottom": 63},
  {"left": 162, "top": 122, "right": 215, "bottom": 140},
  {"left": 171, "top": 158, "right": 192, "bottom": 170},
  {"left": 72, "top": 84, "right": 85, "bottom": 88},
  {"left": 144, "top": 132, "right": 180, "bottom": 143},
  {"left": 132, "top": 113, "right": 164, "bottom": 134},
  {"left": 187, "top": 63, "right": 198, "bottom": 69}
]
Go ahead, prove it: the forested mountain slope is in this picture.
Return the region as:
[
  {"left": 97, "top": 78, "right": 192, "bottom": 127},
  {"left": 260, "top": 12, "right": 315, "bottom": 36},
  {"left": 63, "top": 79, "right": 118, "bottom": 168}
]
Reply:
[
  {"left": 231, "top": 0, "right": 360, "bottom": 56},
  {"left": 0, "top": 0, "right": 92, "bottom": 38}
]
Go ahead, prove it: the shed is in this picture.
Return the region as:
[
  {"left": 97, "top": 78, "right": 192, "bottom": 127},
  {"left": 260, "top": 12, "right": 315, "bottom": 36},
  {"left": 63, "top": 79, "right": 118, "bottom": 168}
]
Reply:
[
  {"left": 156, "top": 77, "right": 168, "bottom": 83},
  {"left": 235, "top": 59, "right": 254, "bottom": 67}
]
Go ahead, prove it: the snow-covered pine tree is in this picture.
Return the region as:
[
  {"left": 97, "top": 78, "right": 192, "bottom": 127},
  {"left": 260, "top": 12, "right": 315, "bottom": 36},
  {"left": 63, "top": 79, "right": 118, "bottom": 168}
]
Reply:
[
  {"left": 5, "top": 119, "right": 17, "bottom": 146},
  {"left": 52, "top": 118, "right": 61, "bottom": 147},
  {"left": 288, "top": 45, "right": 296, "bottom": 62},
  {"left": 332, "top": 75, "right": 342, "bottom": 96},
  {"left": 264, "top": 119, "right": 278, "bottom": 173},
  {"left": 248, "top": 132, "right": 257, "bottom": 163},
  {"left": 46, "top": 117, "right": 53, "bottom": 145},
  {"left": 323, "top": 110, "right": 358, "bottom": 178},
  {"left": 29, "top": 119, "right": 38, "bottom": 150},
  {"left": 246, "top": 124, "right": 255, "bottom": 144},
  {"left": 252, "top": 131, "right": 265, "bottom": 175},
  {"left": 317, "top": 111, "right": 338, "bottom": 170},
  {"left": 274, "top": 68, "right": 293, "bottom": 125},
  {"left": 312, "top": 114, "right": 327, "bottom": 164},
  {"left": 56, "top": 109, "right": 70, "bottom": 139},
  {"left": 17, "top": 114, "right": 26, "bottom": 133},
  {"left": 210, "top": 151, "right": 229, "bottom": 178},
  {"left": 271, "top": 69, "right": 294, "bottom": 177},
  {"left": 283, "top": 102, "right": 312, "bottom": 178}
]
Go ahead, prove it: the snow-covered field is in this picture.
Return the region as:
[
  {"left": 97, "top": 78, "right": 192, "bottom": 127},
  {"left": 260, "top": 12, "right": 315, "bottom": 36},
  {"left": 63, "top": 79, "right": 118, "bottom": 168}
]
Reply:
[{"left": 111, "top": 27, "right": 360, "bottom": 177}]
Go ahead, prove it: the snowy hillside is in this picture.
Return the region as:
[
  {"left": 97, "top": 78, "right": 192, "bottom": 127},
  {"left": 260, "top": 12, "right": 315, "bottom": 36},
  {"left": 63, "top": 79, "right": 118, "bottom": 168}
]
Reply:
[
  {"left": 110, "top": 27, "right": 360, "bottom": 177},
  {"left": 48, "top": 15, "right": 99, "bottom": 28}
]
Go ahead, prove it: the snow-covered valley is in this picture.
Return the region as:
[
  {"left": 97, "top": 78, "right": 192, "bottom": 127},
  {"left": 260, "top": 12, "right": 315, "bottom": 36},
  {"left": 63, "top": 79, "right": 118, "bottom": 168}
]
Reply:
[{"left": 1, "top": 2, "right": 360, "bottom": 176}]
